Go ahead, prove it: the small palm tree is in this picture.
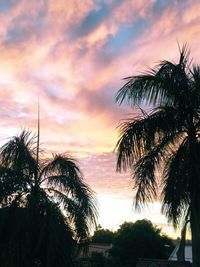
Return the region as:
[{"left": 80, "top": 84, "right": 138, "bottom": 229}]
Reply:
[
  {"left": 0, "top": 130, "right": 98, "bottom": 267},
  {"left": 116, "top": 46, "right": 200, "bottom": 267}
]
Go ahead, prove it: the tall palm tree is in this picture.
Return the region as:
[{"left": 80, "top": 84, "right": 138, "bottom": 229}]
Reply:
[
  {"left": 0, "top": 130, "right": 98, "bottom": 267},
  {"left": 115, "top": 46, "right": 200, "bottom": 267}
]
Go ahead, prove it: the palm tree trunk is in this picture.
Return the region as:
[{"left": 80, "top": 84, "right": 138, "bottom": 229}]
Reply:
[
  {"left": 190, "top": 206, "right": 200, "bottom": 267},
  {"left": 188, "top": 130, "right": 200, "bottom": 267},
  {"left": 176, "top": 219, "right": 189, "bottom": 261}
]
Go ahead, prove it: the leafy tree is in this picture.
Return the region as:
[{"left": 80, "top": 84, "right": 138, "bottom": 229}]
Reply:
[
  {"left": 91, "top": 228, "right": 114, "bottom": 244},
  {"left": 115, "top": 46, "right": 200, "bottom": 266},
  {"left": 110, "top": 220, "right": 174, "bottom": 267},
  {"left": 0, "top": 130, "right": 98, "bottom": 267}
]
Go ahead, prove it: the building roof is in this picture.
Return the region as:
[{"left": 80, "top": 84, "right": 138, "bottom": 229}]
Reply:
[
  {"left": 78, "top": 243, "right": 112, "bottom": 258},
  {"left": 136, "top": 258, "right": 192, "bottom": 267}
]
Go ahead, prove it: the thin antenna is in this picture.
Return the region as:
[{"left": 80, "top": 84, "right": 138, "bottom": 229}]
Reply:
[{"left": 36, "top": 98, "right": 40, "bottom": 176}]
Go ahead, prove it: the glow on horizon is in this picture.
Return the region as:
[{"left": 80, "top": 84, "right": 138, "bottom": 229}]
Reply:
[{"left": 97, "top": 193, "right": 180, "bottom": 238}]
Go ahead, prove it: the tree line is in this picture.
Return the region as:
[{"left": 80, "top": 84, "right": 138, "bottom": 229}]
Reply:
[{"left": 83, "top": 219, "right": 174, "bottom": 267}]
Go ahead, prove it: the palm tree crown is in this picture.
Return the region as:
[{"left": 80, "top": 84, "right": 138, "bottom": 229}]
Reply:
[
  {"left": 115, "top": 46, "right": 200, "bottom": 267},
  {"left": 0, "top": 130, "right": 98, "bottom": 266}
]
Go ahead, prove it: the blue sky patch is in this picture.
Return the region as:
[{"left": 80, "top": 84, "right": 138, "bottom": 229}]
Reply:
[
  {"left": 103, "top": 18, "right": 148, "bottom": 56},
  {"left": 0, "top": 0, "right": 16, "bottom": 13},
  {"left": 70, "top": 2, "right": 110, "bottom": 40}
]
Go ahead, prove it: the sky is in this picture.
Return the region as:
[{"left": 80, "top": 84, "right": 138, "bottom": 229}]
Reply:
[{"left": 0, "top": 0, "right": 200, "bottom": 238}]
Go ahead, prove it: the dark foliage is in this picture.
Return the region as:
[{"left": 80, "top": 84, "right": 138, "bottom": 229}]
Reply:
[
  {"left": 110, "top": 220, "right": 174, "bottom": 267},
  {"left": 0, "top": 130, "right": 98, "bottom": 267},
  {"left": 91, "top": 228, "right": 114, "bottom": 244},
  {"left": 115, "top": 46, "right": 200, "bottom": 266}
]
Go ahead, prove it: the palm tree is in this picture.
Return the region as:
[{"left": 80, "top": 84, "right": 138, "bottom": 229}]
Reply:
[
  {"left": 115, "top": 46, "right": 200, "bottom": 267},
  {"left": 0, "top": 130, "right": 98, "bottom": 267}
]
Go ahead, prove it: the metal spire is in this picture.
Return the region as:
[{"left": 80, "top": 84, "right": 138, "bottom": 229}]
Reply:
[{"left": 36, "top": 98, "right": 40, "bottom": 176}]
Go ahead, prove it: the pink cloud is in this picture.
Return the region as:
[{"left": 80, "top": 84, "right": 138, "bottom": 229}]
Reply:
[
  {"left": 1, "top": 0, "right": 200, "bottom": 157},
  {"left": 113, "top": 0, "right": 154, "bottom": 24}
]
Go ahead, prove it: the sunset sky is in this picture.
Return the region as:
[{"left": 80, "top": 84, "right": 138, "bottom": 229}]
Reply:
[{"left": 0, "top": 0, "right": 200, "bottom": 237}]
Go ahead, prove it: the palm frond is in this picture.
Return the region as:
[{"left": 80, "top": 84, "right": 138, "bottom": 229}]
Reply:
[
  {"left": 116, "top": 106, "right": 183, "bottom": 171},
  {"left": 116, "top": 46, "right": 189, "bottom": 108},
  {"left": 40, "top": 154, "right": 81, "bottom": 184},
  {"left": 189, "top": 65, "right": 200, "bottom": 113},
  {"left": 0, "top": 130, "right": 37, "bottom": 176},
  {"left": 46, "top": 188, "right": 98, "bottom": 241},
  {"left": 0, "top": 166, "right": 30, "bottom": 207},
  {"left": 161, "top": 138, "right": 190, "bottom": 227},
  {"left": 133, "top": 132, "right": 182, "bottom": 209},
  {"left": 40, "top": 154, "right": 98, "bottom": 237}
]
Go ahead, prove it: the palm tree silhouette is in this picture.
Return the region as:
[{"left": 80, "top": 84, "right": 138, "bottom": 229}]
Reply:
[
  {"left": 0, "top": 130, "right": 98, "bottom": 266},
  {"left": 116, "top": 46, "right": 200, "bottom": 267}
]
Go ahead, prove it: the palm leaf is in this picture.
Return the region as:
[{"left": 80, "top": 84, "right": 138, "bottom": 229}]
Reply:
[
  {"left": 0, "top": 166, "right": 30, "bottom": 207},
  {"left": 116, "top": 106, "right": 183, "bottom": 171},
  {"left": 40, "top": 155, "right": 98, "bottom": 239},
  {"left": 47, "top": 188, "right": 96, "bottom": 241},
  {"left": 0, "top": 131, "right": 37, "bottom": 177},
  {"left": 133, "top": 131, "right": 183, "bottom": 209},
  {"left": 161, "top": 138, "right": 191, "bottom": 226},
  {"left": 116, "top": 46, "right": 189, "bottom": 108}
]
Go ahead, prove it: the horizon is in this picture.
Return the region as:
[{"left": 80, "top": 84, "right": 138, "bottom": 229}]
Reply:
[{"left": 0, "top": 0, "right": 200, "bottom": 238}]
